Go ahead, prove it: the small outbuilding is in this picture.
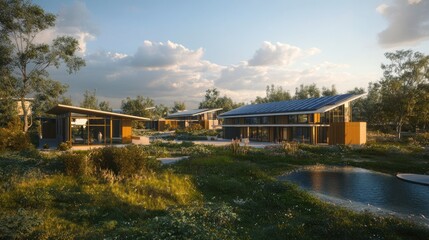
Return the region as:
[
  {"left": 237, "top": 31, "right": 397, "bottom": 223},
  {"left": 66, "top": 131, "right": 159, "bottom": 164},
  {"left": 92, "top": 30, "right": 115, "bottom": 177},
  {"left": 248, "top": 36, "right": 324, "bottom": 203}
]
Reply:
[{"left": 42, "top": 104, "right": 149, "bottom": 146}]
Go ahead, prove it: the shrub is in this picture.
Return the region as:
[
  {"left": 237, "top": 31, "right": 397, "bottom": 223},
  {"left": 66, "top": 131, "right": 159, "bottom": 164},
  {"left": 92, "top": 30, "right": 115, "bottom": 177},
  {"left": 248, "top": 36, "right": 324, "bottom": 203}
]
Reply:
[
  {"left": 60, "top": 152, "right": 92, "bottom": 177},
  {"left": 181, "top": 144, "right": 212, "bottom": 156},
  {"left": 0, "top": 120, "right": 33, "bottom": 152},
  {"left": 415, "top": 132, "right": 429, "bottom": 146},
  {"left": 281, "top": 141, "right": 298, "bottom": 156},
  {"left": 90, "top": 145, "right": 160, "bottom": 177},
  {"left": 230, "top": 139, "right": 249, "bottom": 155},
  {"left": 57, "top": 141, "right": 72, "bottom": 151}
]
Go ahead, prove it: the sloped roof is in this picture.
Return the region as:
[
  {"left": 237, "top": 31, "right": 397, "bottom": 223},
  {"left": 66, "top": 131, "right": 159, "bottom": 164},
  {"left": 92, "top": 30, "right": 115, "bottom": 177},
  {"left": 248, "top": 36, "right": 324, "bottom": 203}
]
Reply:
[
  {"left": 219, "top": 94, "right": 364, "bottom": 118},
  {"left": 166, "top": 108, "right": 222, "bottom": 118},
  {"left": 46, "top": 104, "right": 150, "bottom": 121}
]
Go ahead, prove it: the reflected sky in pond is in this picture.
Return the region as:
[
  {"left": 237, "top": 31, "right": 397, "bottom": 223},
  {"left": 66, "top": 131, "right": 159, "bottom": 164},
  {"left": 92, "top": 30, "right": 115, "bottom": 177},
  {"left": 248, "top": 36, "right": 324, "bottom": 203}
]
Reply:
[{"left": 281, "top": 166, "right": 429, "bottom": 217}]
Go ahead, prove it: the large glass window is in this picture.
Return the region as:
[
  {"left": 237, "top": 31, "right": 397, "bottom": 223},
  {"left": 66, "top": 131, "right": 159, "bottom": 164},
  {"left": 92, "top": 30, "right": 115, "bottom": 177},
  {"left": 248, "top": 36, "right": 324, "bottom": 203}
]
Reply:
[
  {"left": 70, "top": 117, "right": 114, "bottom": 145},
  {"left": 297, "top": 114, "right": 308, "bottom": 123}
]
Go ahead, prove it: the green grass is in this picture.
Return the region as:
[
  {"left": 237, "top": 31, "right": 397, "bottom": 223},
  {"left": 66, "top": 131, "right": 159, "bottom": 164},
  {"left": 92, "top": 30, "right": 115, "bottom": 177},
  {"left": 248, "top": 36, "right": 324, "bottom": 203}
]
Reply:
[{"left": 1, "top": 143, "right": 429, "bottom": 239}]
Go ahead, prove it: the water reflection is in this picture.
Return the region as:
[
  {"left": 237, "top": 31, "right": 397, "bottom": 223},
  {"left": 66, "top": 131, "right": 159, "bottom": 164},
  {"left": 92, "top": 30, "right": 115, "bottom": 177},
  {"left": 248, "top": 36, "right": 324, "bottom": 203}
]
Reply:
[{"left": 281, "top": 166, "right": 429, "bottom": 217}]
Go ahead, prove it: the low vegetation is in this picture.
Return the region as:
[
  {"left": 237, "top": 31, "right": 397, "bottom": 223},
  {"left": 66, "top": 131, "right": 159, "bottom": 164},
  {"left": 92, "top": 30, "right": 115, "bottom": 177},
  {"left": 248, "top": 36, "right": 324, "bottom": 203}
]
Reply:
[{"left": 1, "top": 138, "right": 429, "bottom": 239}]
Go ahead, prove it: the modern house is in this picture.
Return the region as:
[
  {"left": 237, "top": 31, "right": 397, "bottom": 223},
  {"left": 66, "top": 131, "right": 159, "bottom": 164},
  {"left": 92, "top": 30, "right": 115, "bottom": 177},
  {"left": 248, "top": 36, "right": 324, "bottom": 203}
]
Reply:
[
  {"left": 42, "top": 104, "right": 149, "bottom": 146},
  {"left": 219, "top": 94, "right": 366, "bottom": 145},
  {"left": 147, "top": 108, "right": 222, "bottom": 130}
]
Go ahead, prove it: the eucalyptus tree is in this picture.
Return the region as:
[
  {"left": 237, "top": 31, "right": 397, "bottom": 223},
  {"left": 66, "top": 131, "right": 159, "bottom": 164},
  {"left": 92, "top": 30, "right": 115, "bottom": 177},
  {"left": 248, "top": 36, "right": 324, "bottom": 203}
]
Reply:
[
  {"left": 0, "top": 0, "right": 85, "bottom": 132},
  {"left": 294, "top": 84, "right": 321, "bottom": 99},
  {"left": 172, "top": 101, "right": 186, "bottom": 113},
  {"left": 253, "top": 84, "right": 291, "bottom": 104},
  {"left": 199, "top": 88, "right": 243, "bottom": 113},
  {"left": 379, "top": 50, "right": 429, "bottom": 139}
]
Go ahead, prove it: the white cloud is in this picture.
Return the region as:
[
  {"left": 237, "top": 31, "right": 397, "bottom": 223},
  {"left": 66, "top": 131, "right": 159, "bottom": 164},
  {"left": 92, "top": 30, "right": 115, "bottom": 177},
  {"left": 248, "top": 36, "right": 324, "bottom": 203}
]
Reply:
[
  {"left": 408, "top": 0, "right": 421, "bottom": 4},
  {"left": 52, "top": 40, "right": 371, "bottom": 108},
  {"left": 377, "top": 0, "right": 429, "bottom": 47},
  {"left": 130, "top": 40, "right": 204, "bottom": 69},
  {"left": 248, "top": 41, "right": 320, "bottom": 66},
  {"left": 36, "top": 1, "right": 98, "bottom": 54}
]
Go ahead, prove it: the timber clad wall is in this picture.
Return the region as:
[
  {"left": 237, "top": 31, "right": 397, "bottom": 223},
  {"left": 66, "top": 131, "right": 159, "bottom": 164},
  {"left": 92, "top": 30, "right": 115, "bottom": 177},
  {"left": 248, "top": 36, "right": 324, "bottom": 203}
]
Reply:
[
  {"left": 122, "top": 119, "right": 132, "bottom": 144},
  {"left": 329, "top": 122, "right": 366, "bottom": 145}
]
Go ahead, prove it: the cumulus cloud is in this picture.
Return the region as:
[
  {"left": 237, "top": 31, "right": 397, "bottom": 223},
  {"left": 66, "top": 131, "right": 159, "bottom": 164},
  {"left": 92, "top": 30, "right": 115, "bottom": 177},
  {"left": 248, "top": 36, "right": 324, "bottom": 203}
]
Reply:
[
  {"left": 51, "top": 40, "right": 370, "bottom": 108},
  {"left": 36, "top": 1, "right": 98, "bottom": 54},
  {"left": 130, "top": 41, "right": 204, "bottom": 69},
  {"left": 248, "top": 41, "right": 320, "bottom": 66},
  {"left": 377, "top": 0, "right": 429, "bottom": 47},
  {"left": 51, "top": 40, "right": 222, "bottom": 107}
]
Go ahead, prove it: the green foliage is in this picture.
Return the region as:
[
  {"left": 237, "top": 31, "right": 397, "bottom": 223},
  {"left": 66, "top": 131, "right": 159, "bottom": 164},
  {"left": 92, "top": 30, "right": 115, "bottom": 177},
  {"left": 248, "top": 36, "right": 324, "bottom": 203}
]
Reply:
[
  {"left": 0, "top": 208, "right": 43, "bottom": 239},
  {"left": 230, "top": 139, "right": 249, "bottom": 155},
  {"left": 322, "top": 84, "right": 338, "bottom": 96},
  {"left": 80, "top": 89, "right": 99, "bottom": 109},
  {"left": 98, "top": 100, "right": 112, "bottom": 111},
  {"left": 253, "top": 84, "right": 291, "bottom": 104},
  {"left": 0, "top": 120, "right": 32, "bottom": 152},
  {"left": 415, "top": 132, "right": 429, "bottom": 146},
  {"left": 181, "top": 144, "right": 212, "bottom": 156},
  {"left": 199, "top": 88, "right": 244, "bottom": 113},
  {"left": 379, "top": 50, "right": 429, "bottom": 138},
  {"left": 60, "top": 152, "right": 92, "bottom": 177},
  {"left": 90, "top": 145, "right": 160, "bottom": 177},
  {"left": 171, "top": 101, "right": 186, "bottom": 113},
  {"left": 121, "top": 95, "right": 154, "bottom": 118},
  {"left": 281, "top": 141, "right": 299, "bottom": 156},
  {"left": 0, "top": 0, "right": 85, "bottom": 132},
  {"left": 57, "top": 141, "right": 72, "bottom": 151},
  {"left": 144, "top": 202, "right": 239, "bottom": 240},
  {"left": 294, "top": 83, "right": 321, "bottom": 99}
]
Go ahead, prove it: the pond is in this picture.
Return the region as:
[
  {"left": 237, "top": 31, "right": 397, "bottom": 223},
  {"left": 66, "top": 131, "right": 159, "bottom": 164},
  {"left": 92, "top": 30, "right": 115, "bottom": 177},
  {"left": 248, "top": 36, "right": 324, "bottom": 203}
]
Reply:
[{"left": 280, "top": 166, "right": 429, "bottom": 218}]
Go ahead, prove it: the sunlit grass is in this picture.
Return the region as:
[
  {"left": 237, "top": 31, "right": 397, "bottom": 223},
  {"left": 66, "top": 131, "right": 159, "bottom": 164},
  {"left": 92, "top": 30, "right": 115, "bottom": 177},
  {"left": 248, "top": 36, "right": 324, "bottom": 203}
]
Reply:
[{"left": 1, "top": 142, "right": 429, "bottom": 239}]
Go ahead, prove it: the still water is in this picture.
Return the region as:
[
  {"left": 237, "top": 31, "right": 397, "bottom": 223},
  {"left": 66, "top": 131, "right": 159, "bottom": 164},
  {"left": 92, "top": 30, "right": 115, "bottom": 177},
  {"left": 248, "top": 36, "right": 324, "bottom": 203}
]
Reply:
[{"left": 281, "top": 166, "right": 429, "bottom": 217}]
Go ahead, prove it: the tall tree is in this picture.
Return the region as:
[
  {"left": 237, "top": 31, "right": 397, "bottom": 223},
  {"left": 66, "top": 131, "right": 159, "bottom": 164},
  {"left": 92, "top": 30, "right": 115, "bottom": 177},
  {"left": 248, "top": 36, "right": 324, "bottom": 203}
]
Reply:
[
  {"left": 253, "top": 84, "right": 291, "bottom": 104},
  {"left": 322, "top": 85, "right": 338, "bottom": 96},
  {"left": 121, "top": 95, "right": 154, "bottom": 118},
  {"left": 80, "top": 89, "right": 98, "bottom": 109},
  {"left": 294, "top": 84, "right": 321, "bottom": 99},
  {"left": 32, "top": 80, "right": 69, "bottom": 117},
  {"left": 98, "top": 100, "right": 112, "bottom": 112},
  {"left": 379, "top": 50, "right": 429, "bottom": 139},
  {"left": 152, "top": 104, "right": 169, "bottom": 119},
  {"left": 0, "top": 0, "right": 85, "bottom": 132},
  {"left": 199, "top": 88, "right": 243, "bottom": 112},
  {"left": 172, "top": 101, "right": 186, "bottom": 113}
]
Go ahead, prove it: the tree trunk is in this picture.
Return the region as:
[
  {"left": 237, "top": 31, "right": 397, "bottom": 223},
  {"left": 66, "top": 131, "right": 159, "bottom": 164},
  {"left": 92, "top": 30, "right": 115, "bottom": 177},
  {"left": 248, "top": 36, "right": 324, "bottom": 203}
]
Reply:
[
  {"left": 20, "top": 98, "right": 31, "bottom": 132},
  {"left": 396, "top": 123, "right": 402, "bottom": 140}
]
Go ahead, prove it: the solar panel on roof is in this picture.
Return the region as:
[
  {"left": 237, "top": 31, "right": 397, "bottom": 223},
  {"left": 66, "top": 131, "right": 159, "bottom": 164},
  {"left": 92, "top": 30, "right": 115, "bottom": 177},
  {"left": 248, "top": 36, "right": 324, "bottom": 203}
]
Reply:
[{"left": 219, "top": 94, "right": 355, "bottom": 117}]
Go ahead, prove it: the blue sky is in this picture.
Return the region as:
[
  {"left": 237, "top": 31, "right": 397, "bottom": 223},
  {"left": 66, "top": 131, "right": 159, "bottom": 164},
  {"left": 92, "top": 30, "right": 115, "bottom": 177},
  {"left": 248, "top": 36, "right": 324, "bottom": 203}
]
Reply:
[{"left": 33, "top": 0, "right": 429, "bottom": 108}]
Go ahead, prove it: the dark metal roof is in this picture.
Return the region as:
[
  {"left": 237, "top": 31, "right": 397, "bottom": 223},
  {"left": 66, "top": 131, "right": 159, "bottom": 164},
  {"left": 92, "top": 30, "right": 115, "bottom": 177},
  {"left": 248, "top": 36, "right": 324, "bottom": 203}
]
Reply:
[
  {"left": 166, "top": 108, "right": 222, "bottom": 118},
  {"left": 219, "top": 94, "right": 360, "bottom": 117},
  {"left": 46, "top": 104, "right": 150, "bottom": 121}
]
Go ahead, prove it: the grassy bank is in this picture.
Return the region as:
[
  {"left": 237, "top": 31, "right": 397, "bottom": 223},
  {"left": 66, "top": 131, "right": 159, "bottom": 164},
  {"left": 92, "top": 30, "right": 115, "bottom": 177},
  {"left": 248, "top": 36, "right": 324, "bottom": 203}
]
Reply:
[{"left": 1, "top": 142, "right": 428, "bottom": 239}]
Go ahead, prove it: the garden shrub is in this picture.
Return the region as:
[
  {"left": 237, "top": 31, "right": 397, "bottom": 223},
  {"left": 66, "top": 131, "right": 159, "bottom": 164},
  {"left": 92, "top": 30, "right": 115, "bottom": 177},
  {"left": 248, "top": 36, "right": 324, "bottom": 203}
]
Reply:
[
  {"left": 415, "top": 133, "right": 429, "bottom": 146},
  {"left": 281, "top": 141, "right": 299, "bottom": 156},
  {"left": 57, "top": 141, "right": 72, "bottom": 151},
  {"left": 0, "top": 120, "right": 33, "bottom": 152},
  {"left": 60, "top": 152, "right": 92, "bottom": 177},
  {"left": 90, "top": 145, "right": 160, "bottom": 177},
  {"left": 181, "top": 144, "right": 212, "bottom": 156}
]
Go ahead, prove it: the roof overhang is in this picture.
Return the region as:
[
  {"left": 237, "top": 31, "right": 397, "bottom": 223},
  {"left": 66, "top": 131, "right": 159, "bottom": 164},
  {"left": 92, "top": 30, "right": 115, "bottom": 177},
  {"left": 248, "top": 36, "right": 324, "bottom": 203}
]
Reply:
[
  {"left": 46, "top": 104, "right": 150, "bottom": 121},
  {"left": 166, "top": 108, "right": 222, "bottom": 118}
]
